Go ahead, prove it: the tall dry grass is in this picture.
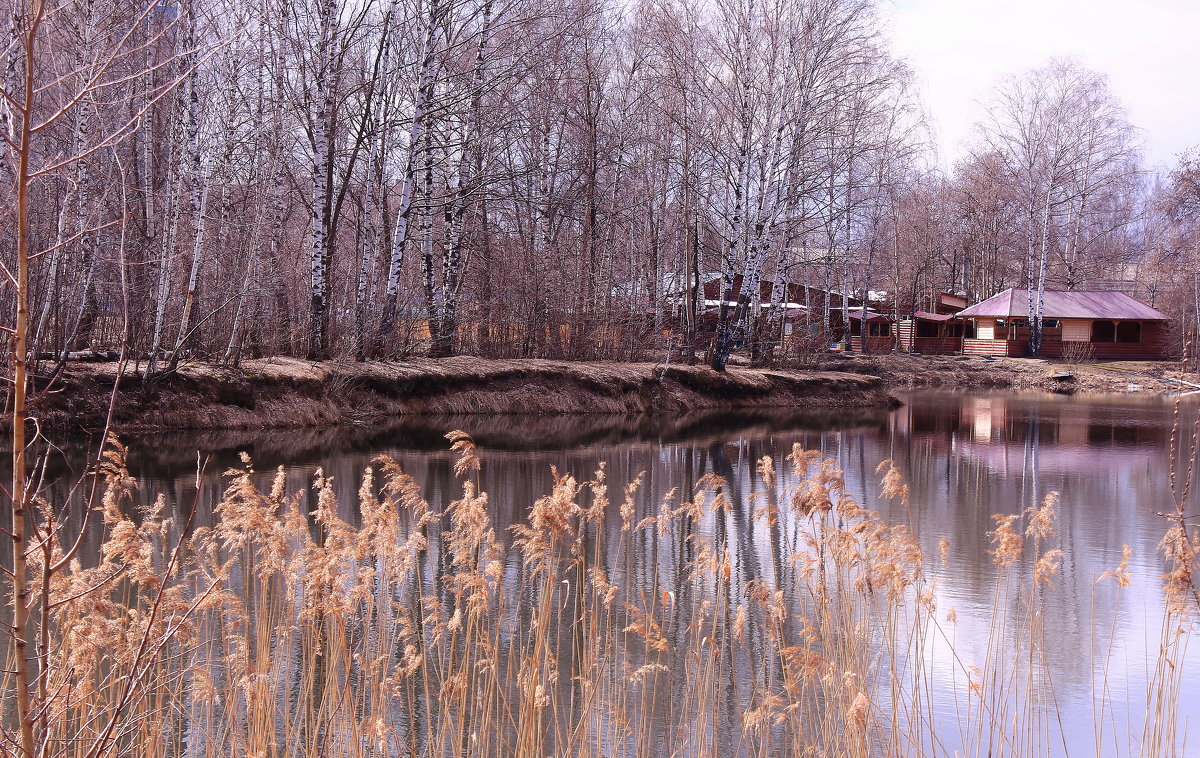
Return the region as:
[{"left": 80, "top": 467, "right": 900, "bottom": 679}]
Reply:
[{"left": 3, "top": 429, "right": 1198, "bottom": 758}]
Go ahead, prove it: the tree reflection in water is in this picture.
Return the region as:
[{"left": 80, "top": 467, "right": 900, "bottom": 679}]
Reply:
[{"left": 6, "top": 391, "right": 1197, "bottom": 756}]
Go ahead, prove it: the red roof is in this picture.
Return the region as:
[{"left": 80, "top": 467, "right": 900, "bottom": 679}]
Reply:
[{"left": 957, "top": 289, "right": 1168, "bottom": 321}]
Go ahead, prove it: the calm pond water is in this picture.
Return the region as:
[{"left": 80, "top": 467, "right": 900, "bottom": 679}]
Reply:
[{"left": 27, "top": 390, "right": 1200, "bottom": 755}]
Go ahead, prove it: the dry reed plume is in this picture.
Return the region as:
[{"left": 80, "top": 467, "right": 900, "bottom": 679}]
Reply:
[{"left": 2, "top": 432, "right": 1197, "bottom": 758}]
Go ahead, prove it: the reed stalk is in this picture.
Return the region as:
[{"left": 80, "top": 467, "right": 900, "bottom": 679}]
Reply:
[{"left": 3, "top": 429, "right": 1198, "bottom": 757}]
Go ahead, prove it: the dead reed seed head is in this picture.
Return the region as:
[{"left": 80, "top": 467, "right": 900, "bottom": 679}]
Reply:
[
  {"left": 848, "top": 691, "right": 871, "bottom": 732},
  {"left": 446, "top": 430, "right": 481, "bottom": 476},
  {"left": 918, "top": 588, "right": 936, "bottom": 612},
  {"left": 988, "top": 513, "right": 1024, "bottom": 568},
  {"left": 636, "top": 489, "right": 680, "bottom": 535},
  {"left": 589, "top": 566, "right": 619, "bottom": 605},
  {"left": 876, "top": 459, "right": 911, "bottom": 508},
  {"left": 585, "top": 466, "right": 615, "bottom": 522},
  {"left": 619, "top": 475, "right": 643, "bottom": 531},
  {"left": 1025, "top": 491, "right": 1059, "bottom": 541},
  {"left": 1159, "top": 524, "right": 1200, "bottom": 619},
  {"left": 1034, "top": 548, "right": 1063, "bottom": 586},
  {"left": 624, "top": 603, "right": 669, "bottom": 653},
  {"left": 373, "top": 454, "right": 434, "bottom": 522},
  {"left": 757, "top": 455, "right": 776, "bottom": 485},
  {"left": 695, "top": 471, "right": 727, "bottom": 493},
  {"left": 967, "top": 665, "right": 984, "bottom": 696},
  {"left": 628, "top": 663, "right": 668, "bottom": 685},
  {"left": 1098, "top": 544, "right": 1133, "bottom": 588},
  {"left": 687, "top": 535, "right": 721, "bottom": 580},
  {"left": 787, "top": 446, "right": 825, "bottom": 479}
]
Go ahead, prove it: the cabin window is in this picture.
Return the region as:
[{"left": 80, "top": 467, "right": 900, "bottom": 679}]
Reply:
[
  {"left": 1116, "top": 321, "right": 1141, "bottom": 343},
  {"left": 995, "top": 318, "right": 1028, "bottom": 341},
  {"left": 1091, "top": 320, "right": 1116, "bottom": 342},
  {"left": 916, "top": 320, "right": 939, "bottom": 338},
  {"left": 850, "top": 320, "right": 862, "bottom": 337},
  {"left": 868, "top": 322, "right": 891, "bottom": 337}
]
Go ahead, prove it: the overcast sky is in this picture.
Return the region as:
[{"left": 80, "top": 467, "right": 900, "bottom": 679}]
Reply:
[{"left": 882, "top": 0, "right": 1200, "bottom": 173}]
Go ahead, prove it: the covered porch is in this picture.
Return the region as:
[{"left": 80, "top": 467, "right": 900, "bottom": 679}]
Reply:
[
  {"left": 847, "top": 310, "right": 894, "bottom": 353},
  {"left": 962, "top": 317, "right": 1170, "bottom": 359},
  {"left": 898, "top": 311, "right": 971, "bottom": 354}
]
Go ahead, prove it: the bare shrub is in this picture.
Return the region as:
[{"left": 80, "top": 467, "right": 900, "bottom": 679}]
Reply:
[{"left": 1062, "top": 340, "right": 1096, "bottom": 364}]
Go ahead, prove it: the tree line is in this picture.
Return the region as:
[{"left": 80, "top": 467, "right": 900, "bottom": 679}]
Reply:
[{"left": 3, "top": 0, "right": 1198, "bottom": 376}]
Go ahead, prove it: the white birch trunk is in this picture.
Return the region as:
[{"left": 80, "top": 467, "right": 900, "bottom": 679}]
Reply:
[
  {"left": 169, "top": 27, "right": 207, "bottom": 368},
  {"left": 170, "top": 180, "right": 209, "bottom": 366},
  {"left": 355, "top": 136, "right": 382, "bottom": 359},
  {"left": 307, "top": 0, "right": 338, "bottom": 359},
  {"left": 712, "top": 1, "right": 756, "bottom": 371},
  {"left": 419, "top": 121, "right": 438, "bottom": 346},
  {"left": 0, "top": 7, "right": 18, "bottom": 181},
  {"left": 376, "top": 0, "right": 442, "bottom": 354},
  {"left": 432, "top": 0, "right": 494, "bottom": 357},
  {"left": 148, "top": 123, "right": 184, "bottom": 377}
]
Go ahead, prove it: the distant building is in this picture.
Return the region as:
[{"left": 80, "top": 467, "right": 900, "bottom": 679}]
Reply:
[
  {"left": 846, "top": 309, "right": 894, "bottom": 352},
  {"left": 897, "top": 293, "right": 970, "bottom": 354},
  {"left": 956, "top": 288, "right": 1171, "bottom": 359}
]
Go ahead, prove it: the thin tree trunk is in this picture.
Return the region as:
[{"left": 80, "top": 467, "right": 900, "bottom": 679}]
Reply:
[
  {"left": 355, "top": 143, "right": 382, "bottom": 360},
  {"left": 307, "top": 0, "right": 339, "bottom": 359},
  {"left": 169, "top": 9, "right": 206, "bottom": 368},
  {"left": 431, "top": 0, "right": 494, "bottom": 358},
  {"left": 712, "top": 15, "right": 754, "bottom": 372},
  {"left": 376, "top": 0, "right": 442, "bottom": 355},
  {"left": 147, "top": 136, "right": 184, "bottom": 377},
  {"left": 10, "top": 9, "right": 43, "bottom": 755}
]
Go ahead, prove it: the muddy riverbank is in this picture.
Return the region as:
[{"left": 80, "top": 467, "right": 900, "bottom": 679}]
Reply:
[{"left": 25, "top": 356, "right": 898, "bottom": 433}]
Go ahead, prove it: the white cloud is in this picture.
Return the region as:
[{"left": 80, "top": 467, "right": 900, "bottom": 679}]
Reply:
[{"left": 883, "top": 0, "right": 1200, "bottom": 171}]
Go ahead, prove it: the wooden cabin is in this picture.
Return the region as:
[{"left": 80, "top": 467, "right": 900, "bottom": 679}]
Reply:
[
  {"left": 957, "top": 288, "right": 1170, "bottom": 359},
  {"left": 934, "top": 292, "right": 968, "bottom": 314},
  {"left": 688, "top": 275, "right": 867, "bottom": 347},
  {"left": 896, "top": 293, "right": 970, "bottom": 354},
  {"left": 699, "top": 275, "right": 861, "bottom": 317},
  {"left": 897, "top": 311, "right": 970, "bottom": 354},
  {"left": 847, "top": 309, "right": 894, "bottom": 352}
]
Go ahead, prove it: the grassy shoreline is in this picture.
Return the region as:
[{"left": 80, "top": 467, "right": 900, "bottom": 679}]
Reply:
[
  {"left": 27, "top": 356, "right": 896, "bottom": 433},
  {"left": 802, "top": 351, "right": 1199, "bottom": 393}
]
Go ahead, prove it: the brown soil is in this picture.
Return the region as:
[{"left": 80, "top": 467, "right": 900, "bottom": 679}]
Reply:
[
  {"left": 26, "top": 356, "right": 898, "bottom": 434},
  {"left": 799, "top": 352, "right": 1200, "bottom": 394}
]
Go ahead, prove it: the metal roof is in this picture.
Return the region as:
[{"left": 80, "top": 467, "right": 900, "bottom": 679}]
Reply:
[
  {"left": 911, "top": 311, "right": 958, "bottom": 322},
  {"left": 847, "top": 308, "right": 890, "bottom": 322},
  {"left": 957, "top": 289, "right": 1169, "bottom": 321}
]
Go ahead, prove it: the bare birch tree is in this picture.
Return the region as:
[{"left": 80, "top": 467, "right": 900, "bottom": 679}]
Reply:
[{"left": 978, "top": 59, "right": 1140, "bottom": 355}]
